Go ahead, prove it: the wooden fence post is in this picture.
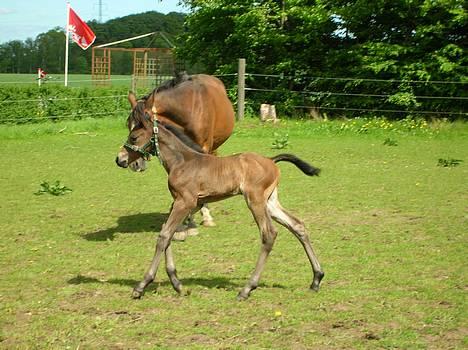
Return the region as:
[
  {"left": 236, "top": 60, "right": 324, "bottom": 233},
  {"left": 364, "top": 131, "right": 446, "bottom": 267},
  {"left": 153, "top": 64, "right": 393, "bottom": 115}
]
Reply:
[{"left": 237, "top": 58, "right": 246, "bottom": 121}]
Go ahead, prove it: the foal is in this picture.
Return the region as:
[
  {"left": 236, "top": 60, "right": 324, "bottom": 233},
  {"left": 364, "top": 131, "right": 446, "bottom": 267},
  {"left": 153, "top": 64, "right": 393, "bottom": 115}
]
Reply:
[{"left": 116, "top": 116, "right": 324, "bottom": 300}]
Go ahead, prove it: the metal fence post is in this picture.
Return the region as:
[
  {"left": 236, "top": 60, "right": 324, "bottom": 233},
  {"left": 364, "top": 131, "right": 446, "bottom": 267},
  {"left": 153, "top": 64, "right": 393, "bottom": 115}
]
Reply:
[{"left": 237, "top": 58, "right": 246, "bottom": 121}]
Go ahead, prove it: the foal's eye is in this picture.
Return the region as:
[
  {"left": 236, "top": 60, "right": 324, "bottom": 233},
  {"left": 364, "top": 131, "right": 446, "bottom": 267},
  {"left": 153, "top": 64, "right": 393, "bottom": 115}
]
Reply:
[{"left": 130, "top": 136, "right": 138, "bottom": 143}]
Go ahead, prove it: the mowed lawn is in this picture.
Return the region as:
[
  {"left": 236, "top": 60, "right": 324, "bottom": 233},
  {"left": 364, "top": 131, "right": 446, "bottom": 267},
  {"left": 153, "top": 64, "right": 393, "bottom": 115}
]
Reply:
[{"left": 0, "top": 118, "right": 466, "bottom": 349}]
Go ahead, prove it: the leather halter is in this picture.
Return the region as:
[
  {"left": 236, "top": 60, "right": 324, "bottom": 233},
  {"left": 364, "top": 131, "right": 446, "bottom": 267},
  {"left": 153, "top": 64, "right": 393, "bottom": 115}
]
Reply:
[{"left": 123, "top": 109, "right": 162, "bottom": 163}]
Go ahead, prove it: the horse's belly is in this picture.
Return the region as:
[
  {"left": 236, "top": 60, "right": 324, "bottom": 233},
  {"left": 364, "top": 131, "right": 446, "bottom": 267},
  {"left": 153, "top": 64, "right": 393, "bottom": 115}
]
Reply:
[{"left": 197, "top": 181, "right": 241, "bottom": 203}]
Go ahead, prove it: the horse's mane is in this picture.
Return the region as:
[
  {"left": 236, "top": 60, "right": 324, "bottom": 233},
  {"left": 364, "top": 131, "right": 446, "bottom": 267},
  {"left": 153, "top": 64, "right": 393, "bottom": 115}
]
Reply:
[
  {"left": 128, "top": 71, "right": 192, "bottom": 129},
  {"left": 146, "top": 71, "right": 192, "bottom": 98},
  {"left": 161, "top": 122, "right": 205, "bottom": 154}
]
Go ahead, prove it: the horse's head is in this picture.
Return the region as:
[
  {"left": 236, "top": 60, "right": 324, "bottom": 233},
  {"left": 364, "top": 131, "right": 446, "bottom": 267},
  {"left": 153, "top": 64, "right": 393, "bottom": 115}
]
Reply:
[{"left": 115, "top": 92, "right": 156, "bottom": 172}]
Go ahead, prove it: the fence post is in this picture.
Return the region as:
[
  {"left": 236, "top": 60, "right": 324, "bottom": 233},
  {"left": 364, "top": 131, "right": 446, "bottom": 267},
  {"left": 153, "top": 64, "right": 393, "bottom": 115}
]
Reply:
[
  {"left": 131, "top": 74, "right": 136, "bottom": 94},
  {"left": 237, "top": 58, "right": 246, "bottom": 121}
]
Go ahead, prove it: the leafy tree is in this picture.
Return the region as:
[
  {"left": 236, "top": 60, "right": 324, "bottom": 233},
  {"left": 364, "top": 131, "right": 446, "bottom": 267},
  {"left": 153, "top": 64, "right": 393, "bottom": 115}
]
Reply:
[
  {"left": 35, "top": 28, "right": 67, "bottom": 74},
  {"left": 179, "top": 0, "right": 467, "bottom": 119}
]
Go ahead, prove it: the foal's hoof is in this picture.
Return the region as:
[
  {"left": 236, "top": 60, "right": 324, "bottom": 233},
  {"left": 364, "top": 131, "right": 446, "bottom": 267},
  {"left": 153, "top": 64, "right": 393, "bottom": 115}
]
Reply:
[
  {"left": 202, "top": 220, "right": 216, "bottom": 227},
  {"left": 236, "top": 291, "right": 249, "bottom": 301},
  {"left": 187, "top": 227, "right": 199, "bottom": 236},
  {"left": 310, "top": 272, "right": 325, "bottom": 292},
  {"left": 310, "top": 284, "right": 320, "bottom": 292},
  {"left": 132, "top": 289, "right": 143, "bottom": 299},
  {"left": 173, "top": 231, "right": 188, "bottom": 241}
]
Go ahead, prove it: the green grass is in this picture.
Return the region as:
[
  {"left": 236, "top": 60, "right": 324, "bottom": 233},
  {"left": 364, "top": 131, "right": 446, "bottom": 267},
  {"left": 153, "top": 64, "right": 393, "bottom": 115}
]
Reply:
[
  {"left": 0, "top": 117, "right": 467, "bottom": 349},
  {"left": 0, "top": 73, "right": 133, "bottom": 88}
]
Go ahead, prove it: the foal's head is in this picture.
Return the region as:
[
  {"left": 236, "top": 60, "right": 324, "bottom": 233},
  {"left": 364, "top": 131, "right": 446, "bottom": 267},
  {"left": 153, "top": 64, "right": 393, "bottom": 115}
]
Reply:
[{"left": 115, "top": 92, "right": 155, "bottom": 172}]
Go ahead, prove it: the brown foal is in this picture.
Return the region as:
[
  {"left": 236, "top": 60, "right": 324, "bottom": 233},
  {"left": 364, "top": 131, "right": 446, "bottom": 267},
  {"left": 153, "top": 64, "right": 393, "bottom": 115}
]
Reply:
[{"left": 116, "top": 116, "right": 324, "bottom": 300}]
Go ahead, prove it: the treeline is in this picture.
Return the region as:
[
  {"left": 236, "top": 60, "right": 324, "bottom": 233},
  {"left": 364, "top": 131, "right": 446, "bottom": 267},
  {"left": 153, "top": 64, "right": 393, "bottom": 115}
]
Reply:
[{"left": 0, "top": 11, "right": 185, "bottom": 74}]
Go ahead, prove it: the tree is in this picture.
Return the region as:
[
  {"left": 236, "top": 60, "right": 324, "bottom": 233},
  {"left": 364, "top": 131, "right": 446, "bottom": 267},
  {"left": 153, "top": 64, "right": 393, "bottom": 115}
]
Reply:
[
  {"left": 178, "top": 0, "right": 467, "bottom": 118},
  {"left": 35, "top": 28, "right": 66, "bottom": 74}
]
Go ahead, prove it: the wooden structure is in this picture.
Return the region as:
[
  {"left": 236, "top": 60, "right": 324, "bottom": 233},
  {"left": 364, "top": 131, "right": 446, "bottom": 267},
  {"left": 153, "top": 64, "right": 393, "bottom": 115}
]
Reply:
[{"left": 91, "top": 32, "right": 177, "bottom": 91}]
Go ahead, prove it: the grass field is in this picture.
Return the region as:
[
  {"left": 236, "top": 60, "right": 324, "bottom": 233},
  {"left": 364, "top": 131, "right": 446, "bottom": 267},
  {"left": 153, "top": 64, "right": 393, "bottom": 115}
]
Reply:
[
  {"left": 0, "top": 73, "right": 134, "bottom": 88},
  {"left": 0, "top": 117, "right": 467, "bottom": 349}
]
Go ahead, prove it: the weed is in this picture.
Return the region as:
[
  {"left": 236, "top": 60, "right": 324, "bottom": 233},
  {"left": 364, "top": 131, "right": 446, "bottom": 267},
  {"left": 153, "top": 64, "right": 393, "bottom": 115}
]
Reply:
[
  {"left": 437, "top": 158, "right": 463, "bottom": 167},
  {"left": 271, "top": 132, "right": 290, "bottom": 149},
  {"left": 35, "top": 180, "right": 73, "bottom": 196},
  {"left": 383, "top": 138, "right": 398, "bottom": 146}
]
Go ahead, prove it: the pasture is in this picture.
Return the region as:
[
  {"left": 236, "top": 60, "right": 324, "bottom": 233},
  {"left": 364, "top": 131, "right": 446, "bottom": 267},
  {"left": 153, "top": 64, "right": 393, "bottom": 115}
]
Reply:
[
  {"left": 0, "top": 73, "right": 133, "bottom": 88},
  {"left": 0, "top": 117, "right": 466, "bottom": 349}
]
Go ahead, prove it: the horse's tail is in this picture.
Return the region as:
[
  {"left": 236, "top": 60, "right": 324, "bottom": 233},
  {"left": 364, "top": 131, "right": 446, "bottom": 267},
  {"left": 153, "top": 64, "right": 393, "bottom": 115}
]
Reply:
[{"left": 271, "top": 153, "right": 320, "bottom": 176}]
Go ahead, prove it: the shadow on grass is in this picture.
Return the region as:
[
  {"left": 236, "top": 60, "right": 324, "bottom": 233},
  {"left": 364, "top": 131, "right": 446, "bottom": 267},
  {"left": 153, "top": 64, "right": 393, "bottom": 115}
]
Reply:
[
  {"left": 82, "top": 212, "right": 168, "bottom": 241},
  {"left": 68, "top": 274, "right": 243, "bottom": 290},
  {"left": 68, "top": 274, "right": 287, "bottom": 290}
]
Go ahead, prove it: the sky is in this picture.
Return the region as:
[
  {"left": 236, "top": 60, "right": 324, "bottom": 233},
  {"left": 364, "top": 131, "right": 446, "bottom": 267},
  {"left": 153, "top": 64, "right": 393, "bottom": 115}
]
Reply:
[{"left": 0, "top": 0, "right": 187, "bottom": 44}]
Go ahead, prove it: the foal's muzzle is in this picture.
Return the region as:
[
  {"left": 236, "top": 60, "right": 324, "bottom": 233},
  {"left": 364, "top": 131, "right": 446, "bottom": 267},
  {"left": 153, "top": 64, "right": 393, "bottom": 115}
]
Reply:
[{"left": 115, "top": 156, "right": 128, "bottom": 168}]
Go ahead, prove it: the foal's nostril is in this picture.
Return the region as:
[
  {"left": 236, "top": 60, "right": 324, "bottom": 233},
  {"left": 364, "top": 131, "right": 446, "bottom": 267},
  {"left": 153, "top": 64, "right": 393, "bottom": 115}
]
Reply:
[{"left": 115, "top": 157, "right": 128, "bottom": 168}]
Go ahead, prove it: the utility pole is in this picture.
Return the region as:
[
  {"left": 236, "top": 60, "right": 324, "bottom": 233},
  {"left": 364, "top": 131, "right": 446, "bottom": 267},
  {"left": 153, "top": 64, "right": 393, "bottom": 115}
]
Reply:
[{"left": 98, "top": 0, "right": 103, "bottom": 23}]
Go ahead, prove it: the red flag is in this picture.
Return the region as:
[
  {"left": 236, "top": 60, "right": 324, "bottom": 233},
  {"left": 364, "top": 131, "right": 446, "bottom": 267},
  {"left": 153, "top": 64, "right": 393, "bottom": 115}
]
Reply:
[{"left": 68, "top": 7, "right": 96, "bottom": 50}]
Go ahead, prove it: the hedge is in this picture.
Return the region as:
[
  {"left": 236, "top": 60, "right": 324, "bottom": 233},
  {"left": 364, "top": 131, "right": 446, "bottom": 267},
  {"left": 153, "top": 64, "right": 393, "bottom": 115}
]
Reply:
[{"left": 0, "top": 85, "right": 131, "bottom": 124}]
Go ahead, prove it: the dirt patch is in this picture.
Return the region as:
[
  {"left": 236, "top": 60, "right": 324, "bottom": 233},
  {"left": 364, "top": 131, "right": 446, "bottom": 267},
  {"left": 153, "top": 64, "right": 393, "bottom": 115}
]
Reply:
[{"left": 424, "top": 326, "right": 468, "bottom": 349}]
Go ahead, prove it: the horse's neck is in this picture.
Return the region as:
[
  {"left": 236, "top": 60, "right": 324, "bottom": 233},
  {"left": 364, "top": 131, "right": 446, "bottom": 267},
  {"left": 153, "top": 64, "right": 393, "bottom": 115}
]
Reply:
[
  {"left": 153, "top": 91, "right": 189, "bottom": 127},
  {"left": 159, "top": 131, "right": 201, "bottom": 171}
]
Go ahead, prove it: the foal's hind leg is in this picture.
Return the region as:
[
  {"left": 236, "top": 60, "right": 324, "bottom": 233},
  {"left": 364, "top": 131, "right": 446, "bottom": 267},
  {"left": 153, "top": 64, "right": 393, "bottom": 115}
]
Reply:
[
  {"left": 132, "top": 199, "right": 193, "bottom": 298},
  {"left": 238, "top": 199, "right": 278, "bottom": 300},
  {"left": 267, "top": 189, "right": 324, "bottom": 291}
]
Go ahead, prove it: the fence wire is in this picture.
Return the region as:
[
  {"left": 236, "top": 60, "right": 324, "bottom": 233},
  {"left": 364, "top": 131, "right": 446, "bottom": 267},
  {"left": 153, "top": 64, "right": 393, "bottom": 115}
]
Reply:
[
  {"left": 1, "top": 72, "right": 466, "bottom": 122},
  {"left": 243, "top": 73, "right": 467, "bottom": 118},
  {"left": 246, "top": 73, "right": 468, "bottom": 85}
]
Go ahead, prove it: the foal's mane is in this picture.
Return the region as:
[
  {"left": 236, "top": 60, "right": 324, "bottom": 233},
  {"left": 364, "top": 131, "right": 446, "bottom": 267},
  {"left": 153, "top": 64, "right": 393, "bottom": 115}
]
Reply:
[
  {"left": 161, "top": 122, "right": 205, "bottom": 154},
  {"left": 127, "top": 101, "right": 147, "bottom": 129}
]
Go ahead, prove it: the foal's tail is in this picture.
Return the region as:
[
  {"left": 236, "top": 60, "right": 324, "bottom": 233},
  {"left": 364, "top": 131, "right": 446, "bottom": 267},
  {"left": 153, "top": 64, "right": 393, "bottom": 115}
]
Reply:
[{"left": 271, "top": 153, "right": 320, "bottom": 176}]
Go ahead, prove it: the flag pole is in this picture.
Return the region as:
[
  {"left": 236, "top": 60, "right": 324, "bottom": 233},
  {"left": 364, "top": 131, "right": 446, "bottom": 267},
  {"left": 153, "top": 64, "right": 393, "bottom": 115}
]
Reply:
[{"left": 64, "top": 1, "right": 70, "bottom": 87}]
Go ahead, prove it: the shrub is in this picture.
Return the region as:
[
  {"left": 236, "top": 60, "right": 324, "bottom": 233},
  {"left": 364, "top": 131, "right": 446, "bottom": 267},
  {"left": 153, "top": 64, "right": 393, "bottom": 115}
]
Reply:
[{"left": 0, "top": 85, "right": 130, "bottom": 124}]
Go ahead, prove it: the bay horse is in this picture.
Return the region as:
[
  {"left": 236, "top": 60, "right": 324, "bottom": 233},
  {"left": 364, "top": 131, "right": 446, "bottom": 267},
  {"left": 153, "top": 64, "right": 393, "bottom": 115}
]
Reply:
[
  {"left": 115, "top": 114, "right": 325, "bottom": 300},
  {"left": 124, "top": 73, "right": 235, "bottom": 237}
]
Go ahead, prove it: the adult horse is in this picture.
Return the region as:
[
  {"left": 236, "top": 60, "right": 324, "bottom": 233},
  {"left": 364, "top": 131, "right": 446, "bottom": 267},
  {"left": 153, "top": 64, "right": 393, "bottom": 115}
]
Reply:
[{"left": 120, "top": 73, "right": 235, "bottom": 237}]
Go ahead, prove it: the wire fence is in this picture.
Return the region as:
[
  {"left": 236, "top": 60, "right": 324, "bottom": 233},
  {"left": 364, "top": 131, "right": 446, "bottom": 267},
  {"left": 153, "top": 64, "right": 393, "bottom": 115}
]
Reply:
[
  {"left": 241, "top": 73, "right": 467, "bottom": 119},
  {"left": 0, "top": 71, "right": 466, "bottom": 123},
  {"left": 246, "top": 73, "right": 468, "bottom": 85}
]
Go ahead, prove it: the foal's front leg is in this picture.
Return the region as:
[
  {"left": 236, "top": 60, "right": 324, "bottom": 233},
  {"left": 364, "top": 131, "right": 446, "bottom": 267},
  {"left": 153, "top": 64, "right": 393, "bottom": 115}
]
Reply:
[
  {"left": 132, "top": 199, "right": 193, "bottom": 299},
  {"left": 165, "top": 244, "right": 182, "bottom": 294}
]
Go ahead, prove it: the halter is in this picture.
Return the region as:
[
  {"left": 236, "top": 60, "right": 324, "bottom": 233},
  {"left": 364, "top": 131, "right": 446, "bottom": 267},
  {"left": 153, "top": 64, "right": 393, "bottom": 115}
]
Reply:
[{"left": 123, "top": 116, "right": 162, "bottom": 164}]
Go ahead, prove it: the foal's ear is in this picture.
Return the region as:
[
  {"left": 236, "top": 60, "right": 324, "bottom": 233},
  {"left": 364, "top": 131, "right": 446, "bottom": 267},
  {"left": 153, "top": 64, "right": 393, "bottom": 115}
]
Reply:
[
  {"left": 128, "top": 91, "right": 138, "bottom": 109},
  {"left": 151, "top": 106, "right": 158, "bottom": 121}
]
